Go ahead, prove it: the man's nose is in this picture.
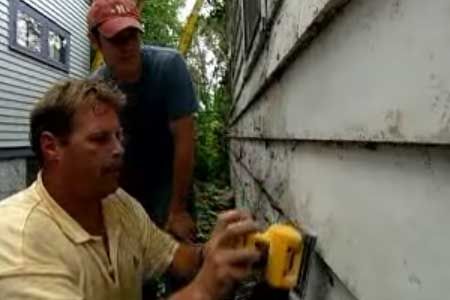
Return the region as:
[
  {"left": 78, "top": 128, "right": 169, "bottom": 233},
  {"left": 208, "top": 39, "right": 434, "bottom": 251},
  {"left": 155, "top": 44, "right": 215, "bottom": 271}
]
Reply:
[{"left": 112, "top": 135, "right": 124, "bottom": 157}]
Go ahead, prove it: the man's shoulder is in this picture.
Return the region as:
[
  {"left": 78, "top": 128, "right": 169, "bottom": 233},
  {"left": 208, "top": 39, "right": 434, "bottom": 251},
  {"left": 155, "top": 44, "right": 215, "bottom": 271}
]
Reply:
[
  {"left": 108, "top": 188, "right": 149, "bottom": 226},
  {"left": 0, "top": 186, "right": 67, "bottom": 269},
  {"left": 0, "top": 185, "right": 45, "bottom": 228}
]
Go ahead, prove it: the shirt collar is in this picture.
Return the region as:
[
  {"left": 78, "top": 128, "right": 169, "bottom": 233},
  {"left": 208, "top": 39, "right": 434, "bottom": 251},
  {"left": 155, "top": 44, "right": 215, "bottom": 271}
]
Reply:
[{"left": 34, "top": 173, "right": 95, "bottom": 244}]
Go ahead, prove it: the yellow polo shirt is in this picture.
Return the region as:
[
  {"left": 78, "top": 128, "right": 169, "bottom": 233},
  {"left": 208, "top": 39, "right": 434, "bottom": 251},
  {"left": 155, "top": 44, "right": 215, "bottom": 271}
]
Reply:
[{"left": 0, "top": 175, "right": 179, "bottom": 300}]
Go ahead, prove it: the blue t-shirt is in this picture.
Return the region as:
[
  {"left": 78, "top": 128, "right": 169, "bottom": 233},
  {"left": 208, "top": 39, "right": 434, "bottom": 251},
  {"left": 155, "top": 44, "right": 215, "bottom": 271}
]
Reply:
[{"left": 92, "top": 46, "right": 198, "bottom": 221}]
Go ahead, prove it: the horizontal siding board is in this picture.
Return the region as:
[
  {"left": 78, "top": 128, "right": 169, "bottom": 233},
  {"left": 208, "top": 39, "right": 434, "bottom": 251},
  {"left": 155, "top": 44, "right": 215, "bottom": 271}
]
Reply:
[
  {"left": 0, "top": 98, "right": 34, "bottom": 111},
  {"left": 231, "top": 0, "right": 450, "bottom": 145},
  {"left": 0, "top": 0, "right": 90, "bottom": 149},
  {"left": 0, "top": 107, "right": 29, "bottom": 117},
  {"left": 231, "top": 139, "right": 450, "bottom": 300},
  {"left": 0, "top": 48, "right": 70, "bottom": 83},
  {"left": 0, "top": 97, "right": 36, "bottom": 110},
  {"left": 0, "top": 132, "right": 28, "bottom": 140},
  {"left": 0, "top": 73, "right": 49, "bottom": 95},
  {"left": 25, "top": 0, "right": 89, "bottom": 31},
  {"left": 230, "top": 0, "right": 348, "bottom": 124},
  {"left": 0, "top": 48, "right": 88, "bottom": 82},
  {"left": 0, "top": 9, "right": 7, "bottom": 23},
  {"left": 0, "top": 115, "right": 28, "bottom": 124},
  {"left": 70, "top": 62, "right": 90, "bottom": 76},
  {"left": 0, "top": 140, "right": 29, "bottom": 147},
  {"left": 0, "top": 123, "right": 28, "bottom": 132},
  {"left": 0, "top": 83, "right": 46, "bottom": 99}
]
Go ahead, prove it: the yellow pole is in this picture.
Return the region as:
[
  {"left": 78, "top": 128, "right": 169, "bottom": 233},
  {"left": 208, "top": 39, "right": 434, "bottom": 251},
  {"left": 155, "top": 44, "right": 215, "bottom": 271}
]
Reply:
[{"left": 178, "top": 0, "right": 204, "bottom": 56}]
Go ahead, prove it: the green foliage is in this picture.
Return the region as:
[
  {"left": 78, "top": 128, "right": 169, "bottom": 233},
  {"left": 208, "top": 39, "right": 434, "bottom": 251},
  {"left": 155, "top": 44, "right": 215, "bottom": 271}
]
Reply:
[
  {"left": 188, "top": 0, "right": 232, "bottom": 185},
  {"left": 141, "top": 0, "right": 232, "bottom": 185},
  {"left": 195, "top": 85, "right": 231, "bottom": 184},
  {"left": 195, "top": 182, "right": 234, "bottom": 242},
  {"left": 140, "top": 0, "right": 183, "bottom": 47}
]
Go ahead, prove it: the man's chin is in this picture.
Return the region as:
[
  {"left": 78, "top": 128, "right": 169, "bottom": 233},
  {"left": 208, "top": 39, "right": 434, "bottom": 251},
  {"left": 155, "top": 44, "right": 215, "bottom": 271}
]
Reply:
[
  {"left": 97, "top": 178, "right": 120, "bottom": 198},
  {"left": 98, "top": 185, "right": 119, "bottom": 200},
  {"left": 116, "top": 66, "right": 140, "bottom": 82}
]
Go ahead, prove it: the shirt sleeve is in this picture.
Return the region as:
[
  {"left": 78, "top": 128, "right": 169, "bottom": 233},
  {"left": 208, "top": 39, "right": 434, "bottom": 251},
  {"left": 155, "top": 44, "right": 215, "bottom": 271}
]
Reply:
[
  {"left": 0, "top": 267, "right": 83, "bottom": 300},
  {"left": 163, "top": 52, "right": 199, "bottom": 120},
  {"left": 116, "top": 189, "right": 179, "bottom": 279},
  {"left": 141, "top": 212, "right": 180, "bottom": 279}
]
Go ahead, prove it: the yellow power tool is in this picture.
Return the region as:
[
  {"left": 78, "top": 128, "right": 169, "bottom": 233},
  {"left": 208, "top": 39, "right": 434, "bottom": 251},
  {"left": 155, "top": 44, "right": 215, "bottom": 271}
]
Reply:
[{"left": 241, "top": 224, "right": 316, "bottom": 292}]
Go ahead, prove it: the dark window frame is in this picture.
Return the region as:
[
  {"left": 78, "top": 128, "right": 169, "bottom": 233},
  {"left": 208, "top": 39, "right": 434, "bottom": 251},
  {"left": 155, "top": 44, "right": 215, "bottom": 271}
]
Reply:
[{"left": 8, "top": 0, "right": 71, "bottom": 72}]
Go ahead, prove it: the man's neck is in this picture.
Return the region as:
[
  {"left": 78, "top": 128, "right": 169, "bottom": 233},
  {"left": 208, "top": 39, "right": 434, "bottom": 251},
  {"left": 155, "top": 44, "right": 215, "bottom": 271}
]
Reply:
[
  {"left": 41, "top": 170, "right": 105, "bottom": 236},
  {"left": 112, "top": 56, "right": 143, "bottom": 84}
]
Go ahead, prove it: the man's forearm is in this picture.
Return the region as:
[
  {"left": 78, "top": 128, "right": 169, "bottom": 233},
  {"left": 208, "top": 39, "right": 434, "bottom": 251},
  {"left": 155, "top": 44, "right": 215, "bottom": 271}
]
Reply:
[
  {"left": 168, "top": 279, "right": 210, "bottom": 300},
  {"left": 170, "top": 140, "right": 194, "bottom": 210},
  {"left": 170, "top": 117, "right": 195, "bottom": 211},
  {"left": 168, "top": 243, "right": 203, "bottom": 280}
]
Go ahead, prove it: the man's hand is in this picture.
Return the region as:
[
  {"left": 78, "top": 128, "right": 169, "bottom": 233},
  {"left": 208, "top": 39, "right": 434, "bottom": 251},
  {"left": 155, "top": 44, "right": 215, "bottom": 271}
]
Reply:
[
  {"left": 167, "top": 209, "right": 197, "bottom": 242},
  {"left": 192, "top": 210, "right": 261, "bottom": 299}
]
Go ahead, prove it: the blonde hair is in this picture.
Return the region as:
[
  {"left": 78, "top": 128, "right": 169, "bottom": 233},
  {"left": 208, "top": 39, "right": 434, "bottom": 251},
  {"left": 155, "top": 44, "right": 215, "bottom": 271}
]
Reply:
[{"left": 30, "top": 79, "right": 125, "bottom": 162}]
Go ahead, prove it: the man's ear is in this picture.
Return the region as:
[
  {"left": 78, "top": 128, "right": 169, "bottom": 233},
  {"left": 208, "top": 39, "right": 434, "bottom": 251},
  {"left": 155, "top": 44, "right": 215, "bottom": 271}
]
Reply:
[{"left": 40, "top": 132, "right": 63, "bottom": 163}]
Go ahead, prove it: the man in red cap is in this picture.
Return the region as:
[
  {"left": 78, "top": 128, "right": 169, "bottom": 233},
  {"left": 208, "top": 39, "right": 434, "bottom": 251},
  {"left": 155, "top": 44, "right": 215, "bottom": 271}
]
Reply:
[{"left": 88, "top": 0, "right": 198, "bottom": 244}]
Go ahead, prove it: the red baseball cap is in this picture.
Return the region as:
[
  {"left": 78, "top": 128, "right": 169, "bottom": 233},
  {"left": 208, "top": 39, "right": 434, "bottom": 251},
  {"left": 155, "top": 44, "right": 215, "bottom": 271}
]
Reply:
[{"left": 88, "top": 0, "right": 143, "bottom": 38}]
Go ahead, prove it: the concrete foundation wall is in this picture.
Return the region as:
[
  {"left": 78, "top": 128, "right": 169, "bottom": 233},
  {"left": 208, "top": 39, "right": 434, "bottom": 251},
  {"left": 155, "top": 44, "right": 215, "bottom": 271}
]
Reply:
[{"left": 0, "top": 158, "right": 26, "bottom": 200}]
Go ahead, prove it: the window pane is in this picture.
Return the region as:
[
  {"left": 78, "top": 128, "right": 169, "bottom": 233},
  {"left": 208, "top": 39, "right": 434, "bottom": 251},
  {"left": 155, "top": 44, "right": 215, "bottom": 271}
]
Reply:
[
  {"left": 48, "top": 30, "right": 67, "bottom": 63},
  {"left": 16, "top": 10, "right": 42, "bottom": 53}
]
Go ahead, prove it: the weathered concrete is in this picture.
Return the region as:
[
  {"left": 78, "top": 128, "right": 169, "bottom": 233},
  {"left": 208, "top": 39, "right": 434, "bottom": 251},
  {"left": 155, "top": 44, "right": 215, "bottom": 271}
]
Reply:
[
  {"left": 0, "top": 158, "right": 26, "bottom": 200},
  {"left": 231, "top": 140, "right": 450, "bottom": 300}
]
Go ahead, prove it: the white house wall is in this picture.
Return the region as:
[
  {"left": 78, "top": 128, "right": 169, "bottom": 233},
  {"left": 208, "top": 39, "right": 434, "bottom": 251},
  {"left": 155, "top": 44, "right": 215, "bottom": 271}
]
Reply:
[
  {"left": 0, "top": 0, "right": 90, "bottom": 148},
  {"left": 231, "top": 0, "right": 450, "bottom": 144},
  {"left": 231, "top": 140, "right": 450, "bottom": 300},
  {"left": 230, "top": 0, "right": 450, "bottom": 299}
]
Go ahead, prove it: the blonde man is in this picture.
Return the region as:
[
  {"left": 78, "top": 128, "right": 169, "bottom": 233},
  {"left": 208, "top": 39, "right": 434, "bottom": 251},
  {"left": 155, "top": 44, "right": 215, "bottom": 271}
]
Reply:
[{"left": 0, "top": 80, "right": 260, "bottom": 300}]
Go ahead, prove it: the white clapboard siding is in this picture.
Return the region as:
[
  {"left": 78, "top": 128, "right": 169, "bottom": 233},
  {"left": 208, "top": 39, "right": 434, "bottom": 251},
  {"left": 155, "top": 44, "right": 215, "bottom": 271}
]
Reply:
[{"left": 0, "top": 0, "right": 91, "bottom": 149}]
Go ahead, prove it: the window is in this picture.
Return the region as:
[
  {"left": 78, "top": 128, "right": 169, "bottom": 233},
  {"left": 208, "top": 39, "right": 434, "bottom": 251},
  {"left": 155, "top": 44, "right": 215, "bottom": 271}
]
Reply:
[
  {"left": 243, "top": 0, "right": 261, "bottom": 53},
  {"left": 48, "top": 30, "right": 68, "bottom": 64},
  {"left": 16, "top": 11, "right": 42, "bottom": 53},
  {"left": 9, "top": 0, "right": 71, "bottom": 72}
]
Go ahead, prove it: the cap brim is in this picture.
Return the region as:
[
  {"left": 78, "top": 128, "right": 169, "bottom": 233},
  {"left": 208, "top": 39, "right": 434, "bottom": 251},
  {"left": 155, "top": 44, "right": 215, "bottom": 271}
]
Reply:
[{"left": 98, "top": 17, "right": 143, "bottom": 38}]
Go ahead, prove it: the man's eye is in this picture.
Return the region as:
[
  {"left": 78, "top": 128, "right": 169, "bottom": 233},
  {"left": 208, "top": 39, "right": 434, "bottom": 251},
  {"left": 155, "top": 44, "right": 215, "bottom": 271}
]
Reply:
[{"left": 91, "top": 134, "right": 109, "bottom": 144}]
